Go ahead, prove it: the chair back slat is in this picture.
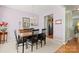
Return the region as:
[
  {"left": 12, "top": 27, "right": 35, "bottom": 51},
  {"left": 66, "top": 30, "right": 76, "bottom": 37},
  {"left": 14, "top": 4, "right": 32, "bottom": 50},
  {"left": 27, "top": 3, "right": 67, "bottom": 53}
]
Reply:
[
  {"left": 32, "top": 29, "right": 39, "bottom": 35},
  {"left": 42, "top": 29, "right": 46, "bottom": 38},
  {"left": 14, "top": 30, "right": 18, "bottom": 42},
  {"left": 42, "top": 29, "right": 46, "bottom": 34}
]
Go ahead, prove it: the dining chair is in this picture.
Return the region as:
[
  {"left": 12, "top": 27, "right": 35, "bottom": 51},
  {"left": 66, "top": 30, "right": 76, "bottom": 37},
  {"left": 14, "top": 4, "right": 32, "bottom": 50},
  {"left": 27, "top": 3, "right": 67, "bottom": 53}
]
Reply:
[
  {"left": 14, "top": 30, "right": 27, "bottom": 53},
  {"left": 42, "top": 29, "right": 46, "bottom": 45},
  {"left": 27, "top": 29, "right": 39, "bottom": 52},
  {"left": 38, "top": 29, "right": 46, "bottom": 47}
]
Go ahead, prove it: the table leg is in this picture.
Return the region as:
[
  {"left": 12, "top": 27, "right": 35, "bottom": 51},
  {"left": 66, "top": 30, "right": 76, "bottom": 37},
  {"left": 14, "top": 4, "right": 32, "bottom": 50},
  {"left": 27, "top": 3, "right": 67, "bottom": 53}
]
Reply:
[
  {"left": 22, "top": 38, "right": 24, "bottom": 53},
  {"left": 2, "top": 32, "right": 5, "bottom": 43},
  {"left": 0, "top": 35, "right": 1, "bottom": 44}
]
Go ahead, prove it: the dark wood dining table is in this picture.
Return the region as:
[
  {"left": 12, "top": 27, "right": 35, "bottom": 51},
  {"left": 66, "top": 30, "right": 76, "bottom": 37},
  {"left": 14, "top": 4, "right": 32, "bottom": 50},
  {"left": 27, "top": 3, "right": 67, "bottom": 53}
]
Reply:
[{"left": 19, "top": 29, "right": 43, "bottom": 53}]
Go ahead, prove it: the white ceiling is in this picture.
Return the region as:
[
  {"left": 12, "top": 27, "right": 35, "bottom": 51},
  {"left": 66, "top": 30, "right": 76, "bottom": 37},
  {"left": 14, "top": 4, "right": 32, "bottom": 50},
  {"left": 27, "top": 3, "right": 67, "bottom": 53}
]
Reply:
[
  {"left": 2, "top": 5, "right": 79, "bottom": 14},
  {"left": 2, "top": 5, "right": 79, "bottom": 16},
  {"left": 3, "top": 5, "right": 57, "bottom": 15},
  {"left": 65, "top": 5, "right": 79, "bottom": 11},
  {"left": 65, "top": 5, "right": 79, "bottom": 17}
]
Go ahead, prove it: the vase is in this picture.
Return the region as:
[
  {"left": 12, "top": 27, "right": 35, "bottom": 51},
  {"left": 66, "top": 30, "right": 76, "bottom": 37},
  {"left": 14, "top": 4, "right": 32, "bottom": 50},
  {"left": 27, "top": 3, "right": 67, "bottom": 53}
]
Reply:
[{"left": 0, "top": 28, "right": 7, "bottom": 32}]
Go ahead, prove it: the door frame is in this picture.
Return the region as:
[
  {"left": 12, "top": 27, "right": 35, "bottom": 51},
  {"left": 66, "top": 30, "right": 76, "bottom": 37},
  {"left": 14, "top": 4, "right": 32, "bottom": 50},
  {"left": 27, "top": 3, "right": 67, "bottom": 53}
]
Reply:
[{"left": 44, "top": 14, "right": 53, "bottom": 38}]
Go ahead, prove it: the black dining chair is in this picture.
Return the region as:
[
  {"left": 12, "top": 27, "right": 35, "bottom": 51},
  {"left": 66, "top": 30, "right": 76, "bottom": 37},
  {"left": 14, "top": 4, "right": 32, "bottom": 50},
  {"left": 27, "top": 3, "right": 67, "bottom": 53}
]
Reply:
[
  {"left": 38, "top": 29, "right": 46, "bottom": 47},
  {"left": 14, "top": 30, "right": 27, "bottom": 52},
  {"left": 27, "top": 29, "right": 39, "bottom": 52},
  {"left": 42, "top": 29, "right": 46, "bottom": 45}
]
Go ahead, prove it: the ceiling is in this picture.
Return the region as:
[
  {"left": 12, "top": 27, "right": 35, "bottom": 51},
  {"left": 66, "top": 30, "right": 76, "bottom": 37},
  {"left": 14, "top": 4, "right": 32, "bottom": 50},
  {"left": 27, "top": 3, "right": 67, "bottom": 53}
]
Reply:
[
  {"left": 4, "top": 5, "right": 79, "bottom": 16},
  {"left": 2, "top": 5, "right": 79, "bottom": 14},
  {"left": 65, "top": 5, "right": 79, "bottom": 17},
  {"left": 65, "top": 5, "right": 79, "bottom": 11},
  {"left": 2, "top": 5, "right": 57, "bottom": 15},
  {"left": 4, "top": 5, "right": 79, "bottom": 14}
]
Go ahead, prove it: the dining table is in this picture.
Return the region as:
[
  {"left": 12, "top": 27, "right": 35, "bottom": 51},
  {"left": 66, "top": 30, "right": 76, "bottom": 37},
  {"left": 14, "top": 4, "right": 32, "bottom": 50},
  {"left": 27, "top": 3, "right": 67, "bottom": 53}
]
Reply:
[{"left": 19, "top": 29, "right": 43, "bottom": 53}]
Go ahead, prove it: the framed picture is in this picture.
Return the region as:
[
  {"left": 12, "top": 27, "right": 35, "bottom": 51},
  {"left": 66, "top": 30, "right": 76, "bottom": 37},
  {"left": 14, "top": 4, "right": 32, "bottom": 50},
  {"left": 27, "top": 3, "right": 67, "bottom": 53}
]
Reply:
[
  {"left": 22, "top": 17, "right": 30, "bottom": 29},
  {"left": 30, "top": 16, "right": 38, "bottom": 26},
  {"left": 55, "top": 19, "right": 62, "bottom": 24}
]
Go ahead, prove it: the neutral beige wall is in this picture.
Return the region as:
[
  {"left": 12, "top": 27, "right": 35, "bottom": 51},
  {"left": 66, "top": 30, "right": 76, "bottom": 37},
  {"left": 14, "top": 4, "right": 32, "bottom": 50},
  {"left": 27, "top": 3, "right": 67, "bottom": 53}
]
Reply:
[
  {"left": 38, "top": 6, "right": 65, "bottom": 44},
  {"left": 65, "top": 10, "right": 74, "bottom": 42}
]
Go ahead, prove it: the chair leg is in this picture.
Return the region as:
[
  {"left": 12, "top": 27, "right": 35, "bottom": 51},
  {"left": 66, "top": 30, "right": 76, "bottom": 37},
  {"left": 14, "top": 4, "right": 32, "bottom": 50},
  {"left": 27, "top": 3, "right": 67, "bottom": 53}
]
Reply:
[
  {"left": 16, "top": 44, "right": 19, "bottom": 53},
  {"left": 31, "top": 43, "right": 33, "bottom": 52},
  {"left": 36, "top": 42, "right": 38, "bottom": 49},
  {"left": 26, "top": 41, "right": 28, "bottom": 49},
  {"left": 41, "top": 40, "right": 42, "bottom": 47},
  {"left": 44, "top": 39, "right": 46, "bottom": 45}
]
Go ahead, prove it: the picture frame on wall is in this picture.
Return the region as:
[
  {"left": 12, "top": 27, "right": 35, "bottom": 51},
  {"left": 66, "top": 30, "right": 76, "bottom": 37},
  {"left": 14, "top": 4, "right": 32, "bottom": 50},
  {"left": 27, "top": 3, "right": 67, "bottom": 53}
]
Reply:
[
  {"left": 55, "top": 19, "right": 62, "bottom": 24},
  {"left": 30, "top": 16, "right": 38, "bottom": 26},
  {"left": 22, "top": 17, "right": 30, "bottom": 29}
]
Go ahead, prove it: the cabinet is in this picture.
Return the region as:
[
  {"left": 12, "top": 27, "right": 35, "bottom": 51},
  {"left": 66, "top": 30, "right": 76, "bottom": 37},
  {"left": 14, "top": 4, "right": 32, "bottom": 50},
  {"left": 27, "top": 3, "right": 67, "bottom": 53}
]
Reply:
[{"left": 0, "top": 31, "right": 8, "bottom": 44}]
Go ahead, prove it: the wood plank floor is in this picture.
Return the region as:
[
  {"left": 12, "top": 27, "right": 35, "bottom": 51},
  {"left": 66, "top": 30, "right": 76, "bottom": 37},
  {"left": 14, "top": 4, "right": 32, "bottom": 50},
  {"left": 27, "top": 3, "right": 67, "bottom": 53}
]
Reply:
[{"left": 56, "top": 38, "right": 79, "bottom": 53}]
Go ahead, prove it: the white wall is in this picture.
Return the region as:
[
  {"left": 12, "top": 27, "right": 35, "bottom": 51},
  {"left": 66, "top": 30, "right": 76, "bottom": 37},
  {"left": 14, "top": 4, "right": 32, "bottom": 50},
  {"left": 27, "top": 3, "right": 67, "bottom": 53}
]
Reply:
[
  {"left": 65, "top": 11, "right": 74, "bottom": 42},
  {"left": 38, "top": 6, "right": 65, "bottom": 44},
  {"left": 0, "top": 6, "right": 65, "bottom": 43},
  {"left": 0, "top": 6, "right": 39, "bottom": 40}
]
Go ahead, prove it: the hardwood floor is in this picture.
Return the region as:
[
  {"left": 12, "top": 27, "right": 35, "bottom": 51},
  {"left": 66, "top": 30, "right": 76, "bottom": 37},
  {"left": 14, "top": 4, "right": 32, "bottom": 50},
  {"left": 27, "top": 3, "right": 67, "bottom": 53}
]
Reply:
[{"left": 56, "top": 38, "right": 79, "bottom": 53}]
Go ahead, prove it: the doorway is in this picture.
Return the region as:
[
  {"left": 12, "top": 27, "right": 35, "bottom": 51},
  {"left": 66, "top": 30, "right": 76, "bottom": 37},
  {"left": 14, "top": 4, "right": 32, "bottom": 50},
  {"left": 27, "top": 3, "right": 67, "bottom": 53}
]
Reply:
[{"left": 44, "top": 14, "right": 53, "bottom": 39}]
